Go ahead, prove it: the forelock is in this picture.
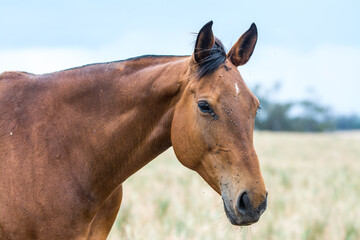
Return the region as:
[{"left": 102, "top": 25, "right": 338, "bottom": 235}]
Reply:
[{"left": 196, "top": 38, "right": 226, "bottom": 79}]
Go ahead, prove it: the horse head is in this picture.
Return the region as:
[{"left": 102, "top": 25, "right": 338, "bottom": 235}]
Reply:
[{"left": 171, "top": 21, "right": 267, "bottom": 226}]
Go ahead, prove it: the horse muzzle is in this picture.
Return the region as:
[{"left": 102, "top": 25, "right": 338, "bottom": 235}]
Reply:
[{"left": 223, "top": 191, "right": 268, "bottom": 226}]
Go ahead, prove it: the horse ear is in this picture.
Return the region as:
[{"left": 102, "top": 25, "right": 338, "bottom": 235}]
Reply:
[
  {"left": 194, "top": 21, "right": 215, "bottom": 63},
  {"left": 227, "top": 23, "right": 258, "bottom": 66}
]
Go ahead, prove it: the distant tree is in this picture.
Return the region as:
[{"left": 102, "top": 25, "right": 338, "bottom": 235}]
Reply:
[
  {"left": 289, "top": 101, "right": 335, "bottom": 132},
  {"left": 252, "top": 83, "right": 339, "bottom": 132},
  {"left": 256, "top": 103, "right": 293, "bottom": 131},
  {"left": 335, "top": 115, "right": 360, "bottom": 130}
]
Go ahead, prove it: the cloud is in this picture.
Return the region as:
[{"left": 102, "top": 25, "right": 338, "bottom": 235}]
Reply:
[{"left": 0, "top": 48, "right": 96, "bottom": 74}]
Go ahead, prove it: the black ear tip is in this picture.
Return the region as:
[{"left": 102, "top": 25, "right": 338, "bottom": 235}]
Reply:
[
  {"left": 250, "top": 23, "right": 257, "bottom": 32},
  {"left": 198, "top": 21, "right": 214, "bottom": 36},
  {"left": 203, "top": 20, "right": 214, "bottom": 30}
]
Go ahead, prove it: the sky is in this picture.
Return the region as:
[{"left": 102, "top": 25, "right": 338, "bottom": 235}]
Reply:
[{"left": 1, "top": 0, "right": 359, "bottom": 115}]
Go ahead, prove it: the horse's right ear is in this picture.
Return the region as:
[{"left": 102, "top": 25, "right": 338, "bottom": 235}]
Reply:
[{"left": 194, "top": 21, "right": 215, "bottom": 64}]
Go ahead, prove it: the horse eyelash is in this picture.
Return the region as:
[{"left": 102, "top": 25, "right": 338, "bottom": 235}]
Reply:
[{"left": 256, "top": 105, "right": 261, "bottom": 116}]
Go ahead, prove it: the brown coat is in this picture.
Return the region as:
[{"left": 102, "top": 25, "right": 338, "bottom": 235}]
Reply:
[{"left": 0, "top": 22, "right": 266, "bottom": 239}]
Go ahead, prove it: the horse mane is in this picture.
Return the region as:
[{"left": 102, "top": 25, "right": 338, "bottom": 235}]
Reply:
[
  {"left": 196, "top": 38, "right": 226, "bottom": 79},
  {"left": 47, "top": 38, "right": 226, "bottom": 79}
]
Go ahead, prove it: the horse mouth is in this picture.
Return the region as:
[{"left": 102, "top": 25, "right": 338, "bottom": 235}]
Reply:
[
  {"left": 223, "top": 201, "right": 239, "bottom": 225},
  {"left": 222, "top": 201, "right": 259, "bottom": 226}
]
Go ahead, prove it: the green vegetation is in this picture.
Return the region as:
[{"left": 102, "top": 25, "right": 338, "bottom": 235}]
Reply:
[
  {"left": 108, "top": 131, "right": 360, "bottom": 240},
  {"left": 252, "top": 83, "right": 360, "bottom": 132}
]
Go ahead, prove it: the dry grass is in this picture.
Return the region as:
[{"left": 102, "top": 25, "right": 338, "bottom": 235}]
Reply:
[{"left": 107, "top": 131, "right": 360, "bottom": 240}]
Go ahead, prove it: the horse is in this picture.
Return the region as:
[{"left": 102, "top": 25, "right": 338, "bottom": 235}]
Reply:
[{"left": 0, "top": 21, "right": 267, "bottom": 239}]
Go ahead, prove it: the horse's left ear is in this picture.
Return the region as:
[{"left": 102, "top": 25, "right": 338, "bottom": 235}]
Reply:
[
  {"left": 194, "top": 21, "right": 215, "bottom": 64},
  {"left": 227, "top": 23, "right": 258, "bottom": 66}
]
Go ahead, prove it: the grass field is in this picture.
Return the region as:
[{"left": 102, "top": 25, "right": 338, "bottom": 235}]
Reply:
[{"left": 107, "top": 131, "right": 360, "bottom": 240}]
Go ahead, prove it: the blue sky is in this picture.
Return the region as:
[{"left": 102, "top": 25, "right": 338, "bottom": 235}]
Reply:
[{"left": 1, "top": 0, "right": 359, "bottom": 114}]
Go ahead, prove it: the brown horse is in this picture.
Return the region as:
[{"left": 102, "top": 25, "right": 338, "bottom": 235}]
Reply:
[{"left": 0, "top": 21, "right": 267, "bottom": 239}]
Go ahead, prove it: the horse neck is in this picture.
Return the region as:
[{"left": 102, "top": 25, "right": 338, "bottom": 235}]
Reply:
[{"left": 55, "top": 56, "right": 190, "bottom": 197}]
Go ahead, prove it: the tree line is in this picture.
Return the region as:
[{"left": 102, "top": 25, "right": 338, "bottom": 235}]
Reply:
[{"left": 252, "top": 83, "right": 360, "bottom": 132}]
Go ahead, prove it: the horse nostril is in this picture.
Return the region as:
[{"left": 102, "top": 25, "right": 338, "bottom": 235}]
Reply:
[{"left": 237, "top": 192, "right": 250, "bottom": 215}]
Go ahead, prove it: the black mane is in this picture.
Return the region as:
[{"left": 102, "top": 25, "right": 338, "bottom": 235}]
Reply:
[
  {"left": 53, "top": 39, "right": 226, "bottom": 78},
  {"left": 196, "top": 38, "right": 226, "bottom": 78}
]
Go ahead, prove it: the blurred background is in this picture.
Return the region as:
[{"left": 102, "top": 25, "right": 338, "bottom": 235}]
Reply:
[{"left": 1, "top": 0, "right": 359, "bottom": 239}]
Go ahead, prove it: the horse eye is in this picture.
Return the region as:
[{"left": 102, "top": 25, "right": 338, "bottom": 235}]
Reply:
[{"left": 198, "top": 101, "right": 213, "bottom": 113}]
